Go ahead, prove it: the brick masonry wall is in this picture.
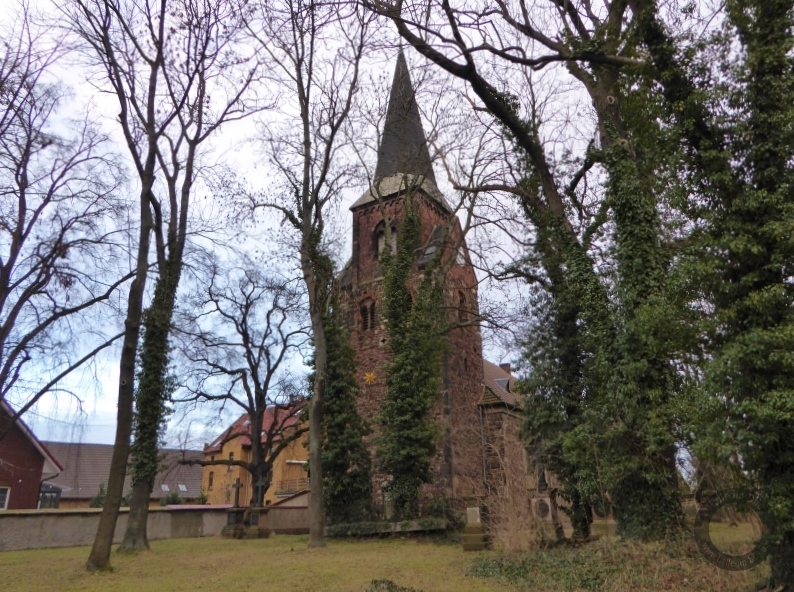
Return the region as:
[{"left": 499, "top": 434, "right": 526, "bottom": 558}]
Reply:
[
  {"left": 341, "top": 189, "right": 486, "bottom": 505},
  {"left": 0, "top": 409, "right": 45, "bottom": 510}
]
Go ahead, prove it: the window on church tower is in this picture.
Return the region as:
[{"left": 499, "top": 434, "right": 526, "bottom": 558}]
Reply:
[
  {"left": 456, "top": 246, "right": 467, "bottom": 266},
  {"left": 458, "top": 291, "right": 468, "bottom": 322},
  {"left": 375, "top": 222, "right": 397, "bottom": 258},
  {"left": 360, "top": 298, "right": 376, "bottom": 331}
]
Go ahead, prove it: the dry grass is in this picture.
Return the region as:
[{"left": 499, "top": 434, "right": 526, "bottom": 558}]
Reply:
[
  {"left": 0, "top": 531, "right": 771, "bottom": 592},
  {"left": 0, "top": 535, "right": 514, "bottom": 592},
  {"left": 469, "top": 535, "right": 769, "bottom": 591}
]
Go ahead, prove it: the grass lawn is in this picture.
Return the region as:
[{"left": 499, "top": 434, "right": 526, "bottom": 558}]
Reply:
[
  {"left": 0, "top": 532, "right": 770, "bottom": 592},
  {"left": 0, "top": 535, "right": 514, "bottom": 592}
]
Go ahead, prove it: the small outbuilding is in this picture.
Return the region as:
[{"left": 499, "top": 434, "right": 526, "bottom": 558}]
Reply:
[{"left": 0, "top": 401, "right": 62, "bottom": 510}]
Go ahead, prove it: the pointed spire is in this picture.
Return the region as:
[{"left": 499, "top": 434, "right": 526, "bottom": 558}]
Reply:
[{"left": 374, "top": 52, "right": 436, "bottom": 184}]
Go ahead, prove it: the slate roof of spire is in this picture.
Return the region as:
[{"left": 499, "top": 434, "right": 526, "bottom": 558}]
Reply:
[
  {"left": 374, "top": 51, "right": 436, "bottom": 184},
  {"left": 351, "top": 52, "right": 449, "bottom": 211}
]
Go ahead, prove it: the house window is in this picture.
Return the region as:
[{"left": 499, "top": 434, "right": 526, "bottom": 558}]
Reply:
[
  {"left": 0, "top": 487, "right": 9, "bottom": 510},
  {"left": 208, "top": 472, "right": 214, "bottom": 491},
  {"left": 360, "top": 298, "right": 376, "bottom": 331},
  {"left": 161, "top": 484, "right": 170, "bottom": 492},
  {"left": 211, "top": 455, "right": 215, "bottom": 462},
  {"left": 228, "top": 452, "right": 234, "bottom": 472},
  {"left": 39, "top": 491, "right": 59, "bottom": 509},
  {"left": 178, "top": 484, "right": 188, "bottom": 493}
]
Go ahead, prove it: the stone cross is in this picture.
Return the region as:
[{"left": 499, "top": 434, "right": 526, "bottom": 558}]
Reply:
[
  {"left": 231, "top": 477, "right": 243, "bottom": 508},
  {"left": 252, "top": 473, "right": 268, "bottom": 508}
]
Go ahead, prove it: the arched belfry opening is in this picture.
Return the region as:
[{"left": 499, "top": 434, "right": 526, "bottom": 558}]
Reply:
[
  {"left": 374, "top": 221, "right": 397, "bottom": 259},
  {"left": 360, "top": 298, "right": 376, "bottom": 332}
]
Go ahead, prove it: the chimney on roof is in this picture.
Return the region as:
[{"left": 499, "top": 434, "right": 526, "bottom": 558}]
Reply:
[{"left": 499, "top": 363, "right": 511, "bottom": 375}]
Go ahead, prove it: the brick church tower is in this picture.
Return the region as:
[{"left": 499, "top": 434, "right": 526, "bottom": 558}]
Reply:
[{"left": 339, "top": 53, "right": 485, "bottom": 505}]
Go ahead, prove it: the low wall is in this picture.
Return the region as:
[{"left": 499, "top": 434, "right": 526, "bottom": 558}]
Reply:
[
  {"left": 268, "top": 506, "right": 309, "bottom": 535},
  {"left": 0, "top": 506, "right": 229, "bottom": 552}
]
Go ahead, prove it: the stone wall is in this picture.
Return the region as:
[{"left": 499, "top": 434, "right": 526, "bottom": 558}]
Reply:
[
  {"left": 0, "top": 506, "right": 228, "bottom": 551},
  {"left": 267, "top": 506, "right": 309, "bottom": 535}
]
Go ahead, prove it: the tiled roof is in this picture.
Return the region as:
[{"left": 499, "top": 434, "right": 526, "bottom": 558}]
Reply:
[
  {"left": 482, "top": 360, "right": 523, "bottom": 409},
  {"left": 43, "top": 442, "right": 204, "bottom": 500},
  {"left": 204, "top": 403, "right": 306, "bottom": 454}
]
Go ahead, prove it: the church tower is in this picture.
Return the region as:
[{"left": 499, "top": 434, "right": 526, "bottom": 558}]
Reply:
[{"left": 340, "top": 53, "right": 485, "bottom": 505}]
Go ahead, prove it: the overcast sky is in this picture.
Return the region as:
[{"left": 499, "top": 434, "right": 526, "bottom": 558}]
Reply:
[{"left": 17, "top": 0, "right": 533, "bottom": 447}]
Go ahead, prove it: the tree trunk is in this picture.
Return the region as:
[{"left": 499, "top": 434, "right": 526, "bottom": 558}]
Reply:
[
  {"left": 770, "top": 531, "right": 794, "bottom": 589},
  {"left": 86, "top": 197, "right": 151, "bottom": 570},
  {"left": 547, "top": 489, "right": 566, "bottom": 542},
  {"left": 308, "top": 374, "right": 325, "bottom": 547},
  {"left": 120, "top": 263, "right": 181, "bottom": 551},
  {"left": 569, "top": 488, "right": 592, "bottom": 541},
  {"left": 302, "top": 237, "right": 330, "bottom": 547},
  {"left": 118, "top": 480, "right": 151, "bottom": 552}
]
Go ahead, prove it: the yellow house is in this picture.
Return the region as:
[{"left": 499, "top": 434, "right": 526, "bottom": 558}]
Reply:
[{"left": 202, "top": 406, "right": 309, "bottom": 507}]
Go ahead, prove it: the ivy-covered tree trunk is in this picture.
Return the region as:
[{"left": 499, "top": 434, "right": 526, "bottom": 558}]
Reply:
[
  {"left": 601, "top": 139, "right": 684, "bottom": 540},
  {"left": 119, "top": 262, "right": 181, "bottom": 552},
  {"left": 321, "top": 306, "right": 372, "bottom": 524},
  {"left": 709, "top": 1, "right": 794, "bottom": 583},
  {"left": 633, "top": 0, "right": 794, "bottom": 580},
  {"left": 520, "top": 216, "right": 595, "bottom": 541},
  {"left": 303, "top": 237, "right": 332, "bottom": 548}
]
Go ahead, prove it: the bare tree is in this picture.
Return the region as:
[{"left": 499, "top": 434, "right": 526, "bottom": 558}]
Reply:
[
  {"left": 0, "top": 3, "right": 129, "bottom": 439},
  {"left": 174, "top": 259, "right": 309, "bottom": 507},
  {"left": 64, "top": 0, "right": 264, "bottom": 566},
  {"left": 243, "top": 0, "right": 373, "bottom": 546}
]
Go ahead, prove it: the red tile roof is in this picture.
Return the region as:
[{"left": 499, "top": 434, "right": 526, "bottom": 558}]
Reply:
[
  {"left": 481, "top": 360, "right": 523, "bottom": 409},
  {"left": 204, "top": 404, "right": 306, "bottom": 454}
]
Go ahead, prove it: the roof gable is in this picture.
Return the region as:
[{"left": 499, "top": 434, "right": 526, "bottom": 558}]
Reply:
[
  {"left": 481, "top": 360, "right": 523, "bottom": 409},
  {"left": 1, "top": 400, "right": 62, "bottom": 477},
  {"left": 204, "top": 403, "right": 305, "bottom": 454}
]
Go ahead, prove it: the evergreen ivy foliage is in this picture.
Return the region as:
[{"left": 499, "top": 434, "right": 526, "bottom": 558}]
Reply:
[
  {"left": 682, "top": 0, "right": 794, "bottom": 581},
  {"left": 513, "top": 71, "right": 689, "bottom": 540},
  {"left": 628, "top": 0, "right": 794, "bottom": 583},
  {"left": 377, "top": 197, "right": 446, "bottom": 520},
  {"left": 128, "top": 269, "right": 180, "bottom": 494},
  {"left": 321, "top": 302, "right": 373, "bottom": 524}
]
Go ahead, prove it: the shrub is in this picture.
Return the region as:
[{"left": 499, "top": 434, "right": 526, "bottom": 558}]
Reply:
[{"left": 160, "top": 491, "right": 184, "bottom": 506}]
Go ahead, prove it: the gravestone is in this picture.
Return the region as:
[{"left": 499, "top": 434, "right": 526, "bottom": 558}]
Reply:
[
  {"left": 221, "top": 478, "right": 269, "bottom": 539},
  {"left": 462, "top": 506, "right": 486, "bottom": 551}
]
